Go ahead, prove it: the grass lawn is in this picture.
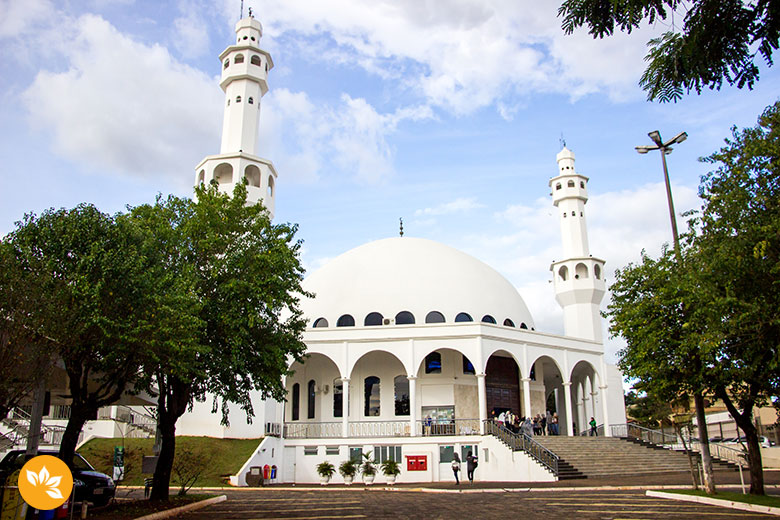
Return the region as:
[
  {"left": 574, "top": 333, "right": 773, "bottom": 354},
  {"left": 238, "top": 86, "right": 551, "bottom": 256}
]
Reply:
[
  {"left": 78, "top": 436, "right": 261, "bottom": 488},
  {"left": 87, "top": 494, "right": 218, "bottom": 520},
  {"left": 666, "top": 489, "right": 780, "bottom": 508}
]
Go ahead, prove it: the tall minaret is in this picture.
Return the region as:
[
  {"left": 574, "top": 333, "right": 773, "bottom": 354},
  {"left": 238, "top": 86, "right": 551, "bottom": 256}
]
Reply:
[
  {"left": 549, "top": 147, "right": 606, "bottom": 342},
  {"left": 194, "top": 11, "right": 277, "bottom": 217}
]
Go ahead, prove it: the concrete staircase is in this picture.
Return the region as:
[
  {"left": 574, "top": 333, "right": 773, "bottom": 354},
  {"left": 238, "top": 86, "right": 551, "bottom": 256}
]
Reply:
[{"left": 535, "top": 436, "right": 737, "bottom": 479}]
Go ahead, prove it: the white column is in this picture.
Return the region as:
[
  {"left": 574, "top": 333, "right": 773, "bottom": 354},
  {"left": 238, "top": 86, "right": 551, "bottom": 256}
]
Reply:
[
  {"left": 563, "top": 382, "right": 574, "bottom": 436},
  {"left": 408, "top": 376, "right": 418, "bottom": 437},
  {"left": 600, "top": 385, "right": 610, "bottom": 436},
  {"left": 477, "top": 373, "right": 487, "bottom": 434},
  {"left": 341, "top": 378, "right": 350, "bottom": 438},
  {"left": 554, "top": 387, "right": 560, "bottom": 414},
  {"left": 521, "top": 378, "right": 532, "bottom": 417}
]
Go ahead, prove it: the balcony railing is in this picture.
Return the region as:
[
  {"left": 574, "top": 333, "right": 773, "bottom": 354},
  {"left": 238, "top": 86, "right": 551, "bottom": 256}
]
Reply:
[{"left": 282, "top": 419, "right": 482, "bottom": 439}]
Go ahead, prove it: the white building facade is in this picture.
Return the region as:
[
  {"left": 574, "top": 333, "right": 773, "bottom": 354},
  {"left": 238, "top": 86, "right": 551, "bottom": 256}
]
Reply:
[{"left": 176, "top": 13, "right": 627, "bottom": 485}]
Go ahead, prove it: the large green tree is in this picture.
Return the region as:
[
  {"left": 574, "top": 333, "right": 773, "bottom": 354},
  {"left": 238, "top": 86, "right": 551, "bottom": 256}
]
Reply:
[
  {"left": 131, "top": 182, "right": 308, "bottom": 501},
  {"left": 608, "top": 101, "right": 780, "bottom": 495},
  {"left": 7, "top": 205, "right": 155, "bottom": 466},
  {"left": 558, "top": 0, "right": 780, "bottom": 101}
]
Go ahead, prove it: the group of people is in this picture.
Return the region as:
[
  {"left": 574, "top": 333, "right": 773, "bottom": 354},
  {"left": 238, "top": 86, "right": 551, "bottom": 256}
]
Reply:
[
  {"left": 492, "top": 409, "right": 560, "bottom": 436},
  {"left": 450, "top": 451, "right": 477, "bottom": 485}
]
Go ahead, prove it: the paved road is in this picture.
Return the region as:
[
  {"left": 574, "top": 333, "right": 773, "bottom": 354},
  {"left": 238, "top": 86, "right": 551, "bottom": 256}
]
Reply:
[{"left": 178, "top": 488, "right": 773, "bottom": 519}]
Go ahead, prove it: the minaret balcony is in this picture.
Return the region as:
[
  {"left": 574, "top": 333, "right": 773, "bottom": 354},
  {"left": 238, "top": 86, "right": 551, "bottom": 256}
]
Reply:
[{"left": 550, "top": 257, "right": 606, "bottom": 304}]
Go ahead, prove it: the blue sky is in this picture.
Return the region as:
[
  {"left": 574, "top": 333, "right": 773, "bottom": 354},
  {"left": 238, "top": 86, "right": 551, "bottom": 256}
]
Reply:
[{"left": 2, "top": 0, "right": 779, "bottom": 363}]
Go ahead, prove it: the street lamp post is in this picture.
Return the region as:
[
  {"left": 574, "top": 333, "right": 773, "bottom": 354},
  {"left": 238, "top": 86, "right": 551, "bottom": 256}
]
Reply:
[{"left": 635, "top": 130, "right": 687, "bottom": 255}]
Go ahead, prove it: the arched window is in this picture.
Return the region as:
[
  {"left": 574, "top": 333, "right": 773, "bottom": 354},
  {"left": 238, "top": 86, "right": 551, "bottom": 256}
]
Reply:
[
  {"left": 337, "top": 314, "right": 355, "bottom": 327},
  {"left": 580, "top": 181, "right": 585, "bottom": 188},
  {"left": 425, "top": 352, "right": 442, "bottom": 374},
  {"left": 567, "top": 180, "right": 575, "bottom": 187},
  {"left": 394, "top": 375, "right": 409, "bottom": 416},
  {"left": 197, "top": 170, "right": 205, "bottom": 185},
  {"left": 267, "top": 176, "right": 274, "bottom": 197},
  {"left": 455, "top": 312, "right": 473, "bottom": 322},
  {"left": 558, "top": 265, "right": 568, "bottom": 281},
  {"left": 395, "top": 311, "right": 415, "bottom": 325},
  {"left": 571, "top": 211, "right": 576, "bottom": 217},
  {"left": 307, "top": 380, "right": 316, "bottom": 419},
  {"left": 594, "top": 264, "right": 602, "bottom": 280},
  {"left": 462, "top": 355, "right": 475, "bottom": 374},
  {"left": 234, "top": 53, "right": 244, "bottom": 64},
  {"left": 214, "top": 163, "right": 233, "bottom": 185},
  {"left": 223, "top": 59, "right": 229, "bottom": 69},
  {"left": 575, "top": 262, "right": 588, "bottom": 279},
  {"left": 364, "top": 312, "right": 383, "bottom": 326},
  {"left": 520, "top": 322, "right": 528, "bottom": 329},
  {"left": 291, "top": 383, "right": 300, "bottom": 421},
  {"left": 248, "top": 97, "right": 254, "bottom": 104},
  {"left": 245, "top": 165, "right": 261, "bottom": 187},
  {"left": 236, "top": 95, "right": 242, "bottom": 103},
  {"left": 333, "top": 379, "right": 343, "bottom": 418},
  {"left": 251, "top": 55, "right": 262, "bottom": 66},
  {"left": 556, "top": 183, "right": 562, "bottom": 190},
  {"left": 227, "top": 99, "right": 230, "bottom": 106},
  {"left": 481, "top": 315, "right": 496, "bottom": 324},
  {"left": 503, "top": 318, "right": 515, "bottom": 327},
  {"left": 364, "top": 376, "right": 380, "bottom": 416},
  {"left": 313, "top": 317, "right": 328, "bottom": 328},
  {"left": 425, "top": 311, "right": 445, "bottom": 323}
]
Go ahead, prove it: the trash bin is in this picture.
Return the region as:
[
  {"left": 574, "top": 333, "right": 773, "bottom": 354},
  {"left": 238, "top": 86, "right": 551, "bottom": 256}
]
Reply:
[{"left": 245, "top": 466, "right": 264, "bottom": 487}]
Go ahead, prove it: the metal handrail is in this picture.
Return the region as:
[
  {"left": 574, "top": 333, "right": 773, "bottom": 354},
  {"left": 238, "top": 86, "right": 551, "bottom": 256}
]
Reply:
[
  {"left": 417, "top": 419, "right": 481, "bottom": 436},
  {"left": 484, "top": 420, "right": 559, "bottom": 475},
  {"left": 611, "top": 423, "right": 747, "bottom": 466}
]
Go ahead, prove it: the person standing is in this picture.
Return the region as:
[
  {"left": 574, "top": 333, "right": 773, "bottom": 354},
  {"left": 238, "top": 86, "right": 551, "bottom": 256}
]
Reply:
[
  {"left": 466, "top": 451, "right": 478, "bottom": 483},
  {"left": 589, "top": 417, "right": 598, "bottom": 436},
  {"left": 451, "top": 453, "right": 461, "bottom": 485}
]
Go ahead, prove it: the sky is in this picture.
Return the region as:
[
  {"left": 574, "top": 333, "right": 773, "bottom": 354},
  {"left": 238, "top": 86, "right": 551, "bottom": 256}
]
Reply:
[{"left": 1, "top": 0, "right": 779, "bottom": 368}]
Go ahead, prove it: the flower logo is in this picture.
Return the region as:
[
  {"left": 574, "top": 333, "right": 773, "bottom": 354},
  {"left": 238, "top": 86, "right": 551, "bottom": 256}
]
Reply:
[{"left": 18, "top": 455, "right": 73, "bottom": 510}]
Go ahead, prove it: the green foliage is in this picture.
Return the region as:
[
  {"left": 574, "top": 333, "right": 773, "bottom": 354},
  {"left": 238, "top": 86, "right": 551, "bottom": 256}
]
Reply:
[
  {"left": 558, "top": 0, "right": 780, "bottom": 101},
  {"left": 316, "top": 461, "right": 336, "bottom": 478},
  {"left": 380, "top": 459, "right": 401, "bottom": 477},
  {"left": 78, "top": 436, "right": 261, "bottom": 487},
  {"left": 359, "top": 452, "right": 376, "bottom": 476},
  {"left": 172, "top": 446, "right": 216, "bottom": 495},
  {"left": 339, "top": 459, "right": 357, "bottom": 478}
]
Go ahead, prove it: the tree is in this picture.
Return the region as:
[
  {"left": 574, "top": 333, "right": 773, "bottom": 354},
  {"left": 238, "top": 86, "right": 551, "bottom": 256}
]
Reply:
[
  {"left": 7, "top": 205, "right": 155, "bottom": 467},
  {"left": 608, "top": 101, "right": 780, "bottom": 495},
  {"left": 131, "top": 182, "right": 308, "bottom": 501},
  {"left": 0, "top": 241, "right": 56, "bottom": 421},
  {"left": 687, "top": 100, "right": 780, "bottom": 495},
  {"left": 558, "top": 0, "right": 780, "bottom": 102}
]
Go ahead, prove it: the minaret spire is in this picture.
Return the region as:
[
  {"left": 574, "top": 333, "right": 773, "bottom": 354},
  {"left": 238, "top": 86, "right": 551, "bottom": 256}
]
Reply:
[
  {"left": 194, "top": 11, "right": 278, "bottom": 217},
  {"left": 549, "top": 147, "right": 606, "bottom": 342}
]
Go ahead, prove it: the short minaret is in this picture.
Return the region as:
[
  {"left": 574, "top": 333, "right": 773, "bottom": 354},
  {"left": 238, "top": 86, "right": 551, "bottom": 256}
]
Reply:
[
  {"left": 194, "top": 12, "right": 277, "bottom": 216},
  {"left": 549, "top": 147, "right": 606, "bottom": 342}
]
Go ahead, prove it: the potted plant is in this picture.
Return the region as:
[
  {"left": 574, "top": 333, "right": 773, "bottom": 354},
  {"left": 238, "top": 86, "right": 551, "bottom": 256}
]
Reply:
[
  {"left": 339, "top": 459, "right": 357, "bottom": 485},
  {"left": 359, "top": 452, "right": 376, "bottom": 485},
  {"left": 316, "top": 461, "right": 336, "bottom": 485},
  {"left": 380, "top": 459, "right": 401, "bottom": 485}
]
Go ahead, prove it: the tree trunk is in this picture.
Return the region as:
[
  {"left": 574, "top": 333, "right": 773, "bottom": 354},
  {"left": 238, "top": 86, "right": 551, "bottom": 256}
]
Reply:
[
  {"left": 717, "top": 388, "right": 764, "bottom": 495},
  {"left": 58, "top": 406, "right": 91, "bottom": 468},
  {"left": 694, "top": 392, "right": 716, "bottom": 494},
  {"left": 675, "top": 423, "right": 699, "bottom": 489},
  {"left": 150, "top": 407, "right": 176, "bottom": 501}
]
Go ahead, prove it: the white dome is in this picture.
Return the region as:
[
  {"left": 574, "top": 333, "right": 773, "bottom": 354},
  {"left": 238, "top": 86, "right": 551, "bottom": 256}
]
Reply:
[{"left": 301, "top": 237, "right": 534, "bottom": 329}]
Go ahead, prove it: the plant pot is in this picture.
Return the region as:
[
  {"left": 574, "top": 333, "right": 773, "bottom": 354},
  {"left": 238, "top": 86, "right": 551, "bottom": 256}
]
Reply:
[
  {"left": 385, "top": 475, "right": 396, "bottom": 485},
  {"left": 343, "top": 475, "right": 354, "bottom": 485},
  {"left": 319, "top": 475, "right": 330, "bottom": 485},
  {"left": 362, "top": 474, "right": 375, "bottom": 485}
]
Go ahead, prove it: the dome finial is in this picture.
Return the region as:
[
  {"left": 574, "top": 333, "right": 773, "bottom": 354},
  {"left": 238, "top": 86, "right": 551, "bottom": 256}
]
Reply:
[
  {"left": 399, "top": 217, "right": 404, "bottom": 237},
  {"left": 559, "top": 133, "right": 566, "bottom": 149}
]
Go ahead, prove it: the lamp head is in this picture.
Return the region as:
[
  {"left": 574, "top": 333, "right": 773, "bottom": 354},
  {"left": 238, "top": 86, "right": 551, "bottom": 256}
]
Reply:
[
  {"left": 672, "top": 131, "right": 688, "bottom": 144},
  {"left": 648, "top": 130, "right": 662, "bottom": 146},
  {"left": 635, "top": 145, "right": 653, "bottom": 154}
]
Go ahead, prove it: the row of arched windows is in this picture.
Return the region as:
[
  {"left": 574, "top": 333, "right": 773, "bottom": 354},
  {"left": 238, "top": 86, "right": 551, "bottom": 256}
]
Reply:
[
  {"left": 312, "top": 312, "right": 530, "bottom": 329},
  {"left": 197, "top": 164, "right": 274, "bottom": 196},
  {"left": 289, "top": 375, "right": 411, "bottom": 420},
  {"left": 555, "top": 179, "right": 586, "bottom": 190},
  {"left": 224, "top": 53, "right": 266, "bottom": 69},
  {"left": 557, "top": 262, "right": 601, "bottom": 281}
]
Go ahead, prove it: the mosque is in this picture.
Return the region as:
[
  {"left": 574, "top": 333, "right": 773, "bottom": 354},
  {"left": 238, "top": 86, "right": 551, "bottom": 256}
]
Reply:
[{"left": 161, "top": 12, "right": 628, "bottom": 484}]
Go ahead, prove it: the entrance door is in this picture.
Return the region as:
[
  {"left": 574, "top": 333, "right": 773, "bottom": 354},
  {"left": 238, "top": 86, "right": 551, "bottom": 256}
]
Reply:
[
  {"left": 283, "top": 446, "right": 296, "bottom": 483},
  {"left": 485, "top": 355, "right": 521, "bottom": 416}
]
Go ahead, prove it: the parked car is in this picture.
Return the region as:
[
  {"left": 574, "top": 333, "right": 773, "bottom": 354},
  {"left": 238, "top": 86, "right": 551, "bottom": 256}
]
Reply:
[
  {"left": 720, "top": 436, "right": 774, "bottom": 448},
  {"left": 0, "top": 449, "right": 115, "bottom": 507}
]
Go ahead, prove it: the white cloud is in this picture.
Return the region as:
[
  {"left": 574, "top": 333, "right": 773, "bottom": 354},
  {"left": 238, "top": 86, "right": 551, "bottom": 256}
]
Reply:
[
  {"left": 415, "top": 197, "right": 484, "bottom": 216},
  {"left": 0, "top": 0, "right": 53, "bottom": 38},
  {"left": 259, "top": 88, "right": 432, "bottom": 184},
  {"left": 246, "top": 0, "right": 658, "bottom": 114},
  {"left": 172, "top": 9, "right": 210, "bottom": 59},
  {"left": 21, "top": 14, "right": 223, "bottom": 185}
]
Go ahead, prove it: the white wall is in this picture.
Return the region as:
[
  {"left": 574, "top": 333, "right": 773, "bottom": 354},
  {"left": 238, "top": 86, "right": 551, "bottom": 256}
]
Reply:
[{"left": 231, "top": 436, "right": 283, "bottom": 485}]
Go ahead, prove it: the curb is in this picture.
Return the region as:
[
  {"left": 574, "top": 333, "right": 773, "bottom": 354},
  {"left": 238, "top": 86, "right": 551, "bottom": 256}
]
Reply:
[
  {"left": 646, "top": 490, "right": 780, "bottom": 517},
  {"left": 133, "top": 494, "right": 226, "bottom": 520}
]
